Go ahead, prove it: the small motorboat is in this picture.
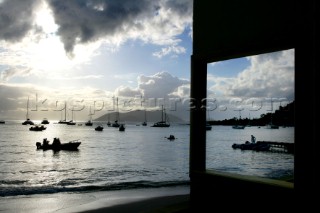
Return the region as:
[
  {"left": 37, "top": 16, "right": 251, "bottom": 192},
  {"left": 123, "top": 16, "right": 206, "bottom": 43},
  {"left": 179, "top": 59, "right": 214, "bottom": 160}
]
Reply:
[
  {"left": 232, "top": 135, "right": 271, "bottom": 151},
  {"left": 41, "top": 118, "right": 50, "bottom": 124},
  {"left": 95, "top": 125, "right": 104, "bottom": 131},
  {"left": 119, "top": 124, "right": 125, "bottom": 131},
  {"left": 29, "top": 125, "right": 46, "bottom": 131},
  {"left": 36, "top": 138, "right": 81, "bottom": 151},
  {"left": 166, "top": 135, "right": 176, "bottom": 140}
]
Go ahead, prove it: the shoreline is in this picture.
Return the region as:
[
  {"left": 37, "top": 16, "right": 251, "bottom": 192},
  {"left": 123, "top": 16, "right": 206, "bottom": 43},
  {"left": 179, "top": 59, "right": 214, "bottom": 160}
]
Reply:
[
  {"left": 0, "top": 186, "right": 190, "bottom": 213},
  {"left": 79, "top": 194, "right": 190, "bottom": 213}
]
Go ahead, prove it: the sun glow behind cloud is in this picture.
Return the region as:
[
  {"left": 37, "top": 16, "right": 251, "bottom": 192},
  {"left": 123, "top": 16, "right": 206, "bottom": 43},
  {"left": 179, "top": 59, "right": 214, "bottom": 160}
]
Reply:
[{"left": 0, "top": 1, "right": 104, "bottom": 83}]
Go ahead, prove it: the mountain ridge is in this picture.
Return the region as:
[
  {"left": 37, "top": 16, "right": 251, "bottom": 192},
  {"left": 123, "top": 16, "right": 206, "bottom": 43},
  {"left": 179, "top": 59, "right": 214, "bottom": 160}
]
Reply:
[{"left": 94, "top": 110, "right": 186, "bottom": 123}]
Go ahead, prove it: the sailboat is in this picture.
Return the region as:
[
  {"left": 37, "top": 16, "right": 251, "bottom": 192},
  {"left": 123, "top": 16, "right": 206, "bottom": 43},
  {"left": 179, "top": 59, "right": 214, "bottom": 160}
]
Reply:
[
  {"left": 265, "top": 99, "right": 279, "bottom": 129},
  {"left": 232, "top": 110, "right": 245, "bottom": 129},
  {"left": 67, "top": 107, "right": 76, "bottom": 125},
  {"left": 265, "top": 113, "right": 279, "bottom": 129},
  {"left": 22, "top": 96, "right": 34, "bottom": 125},
  {"left": 151, "top": 105, "right": 170, "bottom": 127},
  {"left": 85, "top": 106, "right": 93, "bottom": 126},
  {"left": 142, "top": 109, "right": 147, "bottom": 126},
  {"left": 58, "top": 102, "right": 69, "bottom": 124},
  {"left": 107, "top": 114, "right": 111, "bottom": 126},
  {"left": 111, "top": 97, "right": 120, "bottom": 127}
]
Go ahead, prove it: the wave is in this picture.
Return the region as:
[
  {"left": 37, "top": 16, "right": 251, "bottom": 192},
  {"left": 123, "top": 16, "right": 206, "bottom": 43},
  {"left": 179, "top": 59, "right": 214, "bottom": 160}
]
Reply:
[{"left": 0, "top": 180, "right": 190, "bottom": 197}]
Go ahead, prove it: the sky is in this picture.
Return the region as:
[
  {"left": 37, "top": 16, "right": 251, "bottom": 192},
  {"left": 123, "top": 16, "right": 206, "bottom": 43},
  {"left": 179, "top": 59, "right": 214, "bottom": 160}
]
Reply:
[{"left": 0, "top": 0, "right": 294, "bottom": 122}]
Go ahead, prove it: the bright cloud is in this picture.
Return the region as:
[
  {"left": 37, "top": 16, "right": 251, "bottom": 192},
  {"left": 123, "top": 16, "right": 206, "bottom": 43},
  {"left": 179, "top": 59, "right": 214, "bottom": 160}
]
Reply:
[
  {"left": 153, "top": 45, "right": 186, "bottom": 58},
  {"left": 208, "top": 49, "right": 294, "bottom": 100}
]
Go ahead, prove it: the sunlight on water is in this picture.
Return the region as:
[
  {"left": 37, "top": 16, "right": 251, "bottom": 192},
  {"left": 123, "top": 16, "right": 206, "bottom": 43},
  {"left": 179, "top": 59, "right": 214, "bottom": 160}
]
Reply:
[{"left": 0, "top": 121, "right": 293, "bottom": 197}]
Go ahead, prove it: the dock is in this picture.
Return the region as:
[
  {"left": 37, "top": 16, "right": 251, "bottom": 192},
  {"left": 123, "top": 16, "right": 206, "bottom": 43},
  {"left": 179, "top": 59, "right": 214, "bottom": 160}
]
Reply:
[{"left": 256, "top": 141, "right": 294, "bottom": 154}]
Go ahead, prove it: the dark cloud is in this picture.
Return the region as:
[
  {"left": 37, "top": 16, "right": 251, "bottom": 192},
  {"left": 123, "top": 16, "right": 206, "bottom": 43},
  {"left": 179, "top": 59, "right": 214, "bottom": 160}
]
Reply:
[
  {"left": 47, "top": 0, "right": 158, "bottom": 55},
  {"left": 162, "top": 0, "right": 193, "bottom": 16},
  {"left": 0, "top": 0, "right": 193, "bottom": 56},
  {"left": 46, "top": 0, "right": 192, "bottom": 56},
  {"left": 0, "top": 0, "right": 42, "bottom": 42}
]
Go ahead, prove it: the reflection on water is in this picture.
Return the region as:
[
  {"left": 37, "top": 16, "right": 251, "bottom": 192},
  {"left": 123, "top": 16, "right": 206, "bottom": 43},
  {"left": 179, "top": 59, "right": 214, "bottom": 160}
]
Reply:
[{"left": 0, "top": 121, "right": 293, "bottom": 197}]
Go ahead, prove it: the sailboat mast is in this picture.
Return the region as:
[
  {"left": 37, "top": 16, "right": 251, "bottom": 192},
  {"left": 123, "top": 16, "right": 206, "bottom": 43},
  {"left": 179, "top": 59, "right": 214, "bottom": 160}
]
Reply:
[
  {"left": 144, "top": 109, "right": 147, "bottom": 122},
  {"left": 117, "top": 97, "right": 120, "bottom": 122},
  {"left": 161, "top": 105, "right": 164, "bottom": 122},
  {"left": 89, "top": 106, "right": 92, "bottom": 121},
  {"left": 64, "top": 101, "right": 67, "bottom": 121},
  {"left": 26, "top": 96, "right": 29, "bottom": 120}
]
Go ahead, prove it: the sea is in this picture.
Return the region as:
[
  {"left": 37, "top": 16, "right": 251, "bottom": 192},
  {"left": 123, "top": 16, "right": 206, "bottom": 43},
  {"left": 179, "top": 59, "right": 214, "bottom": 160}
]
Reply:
[{"left": 0, "top": 121, "right": 294, "bottom": 197}]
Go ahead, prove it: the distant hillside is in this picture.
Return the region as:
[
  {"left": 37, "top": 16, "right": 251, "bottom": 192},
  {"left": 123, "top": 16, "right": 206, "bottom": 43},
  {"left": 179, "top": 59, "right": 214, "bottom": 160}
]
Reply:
[
  {"left": 94, "top": 110, "right": 186, "bottom": 123},
  {"left": 209, "top": 101, "right": 295, "bottom": 126}
]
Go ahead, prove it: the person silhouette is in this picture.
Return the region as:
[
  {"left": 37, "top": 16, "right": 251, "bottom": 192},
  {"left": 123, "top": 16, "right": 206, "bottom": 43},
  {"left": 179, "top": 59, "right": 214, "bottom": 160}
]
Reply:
[{"left": 251, "top": 135, "right": 256, "bottom": 144}]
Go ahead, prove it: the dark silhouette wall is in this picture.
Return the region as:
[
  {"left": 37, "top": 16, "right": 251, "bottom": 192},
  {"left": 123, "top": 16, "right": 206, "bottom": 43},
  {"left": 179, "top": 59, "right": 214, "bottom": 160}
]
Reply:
[{"left": 190, "top": 0, "right": 316, "bottom": 210}]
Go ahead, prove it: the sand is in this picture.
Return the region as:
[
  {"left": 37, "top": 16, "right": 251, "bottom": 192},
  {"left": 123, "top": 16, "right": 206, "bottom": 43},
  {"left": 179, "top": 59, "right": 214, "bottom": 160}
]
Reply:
[{"left": 0, "top": 186, "right": 190, "bottom": 213}]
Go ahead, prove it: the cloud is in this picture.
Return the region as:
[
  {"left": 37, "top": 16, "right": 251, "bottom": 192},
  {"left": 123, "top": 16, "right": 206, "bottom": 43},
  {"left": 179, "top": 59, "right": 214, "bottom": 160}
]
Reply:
[
  {"left": 0, "top": 0, "right": 42, "bottom": 42},
  {"left": 152, "top": 45, "right": 186, "bottom": 58},
  {"left": 138, "top": 71, "right": 189, "bottom": 98},
  {"left": 209, "top": 49, "right": 294, "bottom": 101},
  {"left": 46, "top": 0, "right": 192, "bottom": 55},
  {"left": 115, "top": 85, "right": 141, "bottom": 97},
  {"left": 169, "top": 84, "right": 190, "bottom": 98},
  {"left": 111, "top": 72, "right": 190, "bottom": 111},
  {"left": 0, "top": 66, "right": 32, "bottom": 82},
  {"left": 50, "top": 75, "right": 104, "bottom": 80},
  {"left": 113, "top": 71, "right": 191, "bottom": 100},
  {"left": 232, "top": 49, "right": 294, "bottom": 99}
]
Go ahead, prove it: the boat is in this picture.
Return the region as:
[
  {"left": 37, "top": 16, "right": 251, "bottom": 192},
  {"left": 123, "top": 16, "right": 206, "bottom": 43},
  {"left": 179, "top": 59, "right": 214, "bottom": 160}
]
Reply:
[
  {"left": 265, "top": 123, "right": 279, "bottom": 129},
  {"left": 232, "top": 110, "right": 245, "bottom": 129},
  {"left": 232, "top": 125, "right": 245, "bottom": 129},
  {"left": 111, "top": 97, "right": 121, "bottom": 127},
  {"left": 111, "top": 120, "right": 120, "bottom": 127},
  {"left": 36, "top": 138, "right": 81, "bottom": 151},
  {"left": 106, "top": 113, "right": 111, "bottom": 126},
  {"left": 67, "top": 120, "right": 76, "bottom": 125},
  {"left": 85, "top": 106, "right": 93, "bottom": 126},
  {"left": 119, "top": 124, "right": 125, "bottom": 131},
  {"left": 22, "top": 118, "right": 35, "bottom": 125},
  {"left": 95, "top": 125, "right": 104, "bottom": 131},
  {"left": 265, "top": 100, "right": 279, "bottom": 129},
  {"left": 85, "top": 120, "right": 93, "bottom": 126},
  {"left": 142, "top": 109, "right": 147, "bottom": 126},
  {"left": 29, "top": 125, "right": 46, "bottom": 131},
  {"left": 66, "top": 107, "right": 76, "bottom": 125},
  {"left": 232, "top": 135, "right": 271, "bottom": 151},
  {"left": 232, "top": 141, "right": 271, "bottom": 151},
  {"left": 41, "top": 118, "right": 50, "bottom": 124},
  {"left": 58, "top": 102, "right": 69, "bottom": 124},
  {"left": 0, "top": 120, "right": 5, "bottom": 124},
  {"left": 166, "top": 135, "right": 176, "bottom": 140},
  {"left": 151, "top": 105, "right": 170, "bottom": 127},
  {"left": 22, "top": 97, "right": 35, "bottom": 125}
]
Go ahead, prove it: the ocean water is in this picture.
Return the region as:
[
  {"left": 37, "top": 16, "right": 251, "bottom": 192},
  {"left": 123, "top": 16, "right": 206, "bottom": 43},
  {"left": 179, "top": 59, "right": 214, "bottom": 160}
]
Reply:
[{"left": 0, "top": 121, "right": 294, "bottom": 197}]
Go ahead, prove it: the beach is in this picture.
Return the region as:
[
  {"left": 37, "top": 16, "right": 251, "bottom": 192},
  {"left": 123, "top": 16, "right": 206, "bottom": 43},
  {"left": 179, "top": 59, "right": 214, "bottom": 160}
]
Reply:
[{"left": 0, "top": 186, "right": 190, "bottom": 213}]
